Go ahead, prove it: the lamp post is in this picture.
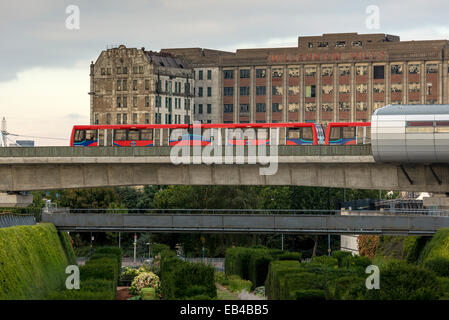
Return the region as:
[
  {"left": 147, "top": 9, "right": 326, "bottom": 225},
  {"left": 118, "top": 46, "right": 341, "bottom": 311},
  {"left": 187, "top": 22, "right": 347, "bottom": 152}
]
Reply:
[
  {"left": 146, "top": 242, "right": 152, "bottom": 270},
  {"left": 90, "top": 233, "right": 94, "bottom": 257},
  {"left": 133, "top": 233, "right": 137, "bottom": 266},
  {"left": 200, "top": 236, "right": 205, "bottom": 263}
]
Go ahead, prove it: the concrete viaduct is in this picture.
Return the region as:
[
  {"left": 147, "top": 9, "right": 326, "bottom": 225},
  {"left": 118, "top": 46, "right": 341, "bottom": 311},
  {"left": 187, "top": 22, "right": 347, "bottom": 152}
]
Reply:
[{"left": 1, "top": 146, "right": 449, "bottom": 196}]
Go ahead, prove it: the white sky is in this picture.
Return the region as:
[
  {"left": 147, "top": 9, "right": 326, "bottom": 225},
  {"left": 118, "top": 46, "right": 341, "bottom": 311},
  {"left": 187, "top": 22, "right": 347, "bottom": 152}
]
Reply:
[{"left": 2, "top": 0, "right": 449, "bottom": 145}]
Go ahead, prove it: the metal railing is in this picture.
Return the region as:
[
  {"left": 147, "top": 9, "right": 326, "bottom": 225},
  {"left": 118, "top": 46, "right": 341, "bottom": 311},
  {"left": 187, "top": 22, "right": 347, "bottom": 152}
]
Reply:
[
  {"left": 43, "top": 207, "right": 449, "bottom": 217},
  {"left": 0, "top": 214, "right": 36, "bottom": 228}
]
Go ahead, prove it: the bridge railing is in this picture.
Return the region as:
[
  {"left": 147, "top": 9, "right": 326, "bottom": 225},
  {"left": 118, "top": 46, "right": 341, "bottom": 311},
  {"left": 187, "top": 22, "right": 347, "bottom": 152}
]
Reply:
[{"left": 42, "top": 207, "right": 449, "bottom": 216}]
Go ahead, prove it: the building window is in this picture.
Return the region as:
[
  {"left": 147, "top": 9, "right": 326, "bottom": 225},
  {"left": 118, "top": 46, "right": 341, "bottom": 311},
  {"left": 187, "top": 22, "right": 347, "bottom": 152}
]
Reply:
[
  {"left": 318, "top": 41, "right": 329, "bottom": 48},
  {"left": 224, "top": 104, "right": 233, "bottom": 113},
  {"left": 122, "top": 79, "right": 127, "bottom": 91},
  {"left": 107, "top": 68, "right": 111, "bottom": 75},
  {"left": 289, "top": 103, "right": 300, "bottom": 112},
  {"left": 272, "top": 68, "right": 283, "bottom": 78},
  {"left": 426, "top": 64, "right": 438, "bottom": 74},
  {"left": 145, "top": 96, "right": 150, "bottom": 107},
  {"left": 139, "top": 66, "right": 143, "bottom": 74},
  {"left": 123, "top": 96, "right": 127, "bottom": 108},
  {"left": 198, "top": 70, "right": 203, "bottom": 80},
  {"left": 185, "top": 82, "right": 190, "bottom": 95},
  {"left": 356, "top": 65, "right": 368, "bottom": 75},
  {"left": 184, "top": 115, "right": 191, "bottom": 124},
  {"left": 198, "top": 104, "right": 203, "bottom": 114},
  {"left": 409, "top": 82, "right": 420, "bottom": 92},
  {"left": 240, "top": 86, "right": 250, "bottom": 96},
  {"left": 133, "top": 96, "right": 137, "bottom": 107},
  {"left": 185, "top": 99, "right": 190, "bottom": 110},
  {"left": 240, "top": 69, "right": 250, "bottom": 78},
  {"left": 373, "top": 65, "right": 385, "bottom": 79},
  {"left": 321, "top": 66, "right": 333, "bottom": 77},
  {"left": 339, "top": 85, "right": 350, "bottom": 94},
  {"left": 145, "top": 113, "right": 149, "bottom": 124},
  {"left": 256, "top": 69, "right": 266, "bottom": 78},
  {"left": 256, "top": 103, "right": 266, "bottom": 112},
  {"left": 198, "top": 87, "right": 203, "bottom": 97},
  {"left": 145, "top": 79, "right": 149, "bottom": 90},
  {"left": 207, "top": 104, "right": 211, "bottom": 114},
  {"left": 207, "top": 70, "right": 212, "bottom": 80},
  {"left": 391, "top": 64, "right": 403, "bottom": 75},
  {"left": 207, "top": 87, "right": 212, "bottom": 97},
  {"left": 409, "top": 64, "right": 420, "bottom": 74},
  {"left": 101, "top": 68, "right": 105, "bottom": 75},
  {"left": 123, "top": 113, "right": 127, "bottom": 124},
  {"left": 352, "top": 41, "right": 363, "bottom": 47},
  {"left": 223, "top": 87, "right": 234, "bottom": 97},
  {"left": 339, "top": 65, "right": 350, "bottom": 76},
  {"left": 133, "top": 113, "right": 138, "bottom": 124},
  {"left": 256, "top": 86, "right": 266, "bottom": 95},
  {"left": 339, "top": 102, "right": 350, "bottom": 112},
  {"left": 106, "top": 113, "right": 111, "bottom": 124},
  {"left": 223, "top": 70, "right": 234, "bottom": 79},
  {"left": 133, "top": 66, "right": 138, "bottom": 74},
  {"left": 288, "top": 86, "right": 299, "bottom": 95},
  {"left": 272, "top": 86, "right": 283, "bottom": 96},
  {"left": 305, "top": 103, "right": 316, "bottom": 112},
  {"left": 272, "top": 103, "right": 282, "bottom": 112},
  {"left": 335, "top": 41, "right": 346, "bottom": 47},
  {"left": 117, "top": 67, "right": 122, "bottom": 74},
  {"left": 373, "top": 83, "right": 385, "bottom": 93},
  {"left": 322, "top": 85, "right": 333, "bottom": 94},
  {"left": 240, "top": 104, "right": 250, "bottom": 113},
  {"left": 391, "top": 83, "right": 403, "bottom": 93},
  {"left": 116, "top": 80, "right": 122, "bottom": 91},
  {"left": 286, "top": 67, "right": 299, "bottom": 78},
  {"left": 356, "top": 102, "right": 367, "bottom": 111},
  {"left": 356, "top": 84, "right": 367, "bottom": 93},
  {"left": 305, "top": 85, "right": 316, "bottom": 98},
  {"left": 305, "top": 66, "right": 316, "bottom": 77},
  {"left": 116, "top": 114, "right": 121, "bottom": 124},
  {"left": 94, "top": 113, "right": 99, "bottom": 124},
  {"left": 133, "top": 80, "right": 137, "bottom": 91},
  {"left": 123, "top": 67, "right": 128, "bottom": 74},
  {"left": 117, "top": 96, "right": 122, "bottom": 108}
]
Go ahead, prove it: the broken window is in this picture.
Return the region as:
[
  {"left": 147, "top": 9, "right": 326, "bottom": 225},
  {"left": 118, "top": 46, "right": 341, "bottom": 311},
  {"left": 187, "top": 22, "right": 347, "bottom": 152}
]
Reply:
[
  {"left": 272, "top": 68, "right": 283, "bottom": 78},
  {"left": 356, "top": 102, "right": 367, "bottom": 111},
  {"left": 339, "top": 84, "right": 350, "bottom": 94},
  {"left": 322, "top": 85, "right": 333, "bottom": 94},
  {"left": 256, "top": 69, "right": 266, "bottom": 78},
  {"left": 305, "top": 66, "right": 316, "bottom": 77},
  {"left": 318, "top": 42, "right": 328, "bottom": 48},
  {"left": 321, "top": 103, "right": 333, "bottom": 112},
  {"left": 339, "top": 65, "right": 350, "bottom": 76},
  {"left": 240, "top": 104, "right": 250, "bottom": 113},
  {"left": 356, "top": 65, "right": 368, "bottom": 75},
  {"left": 352, "top": 41, "right": 362, "bottom": 47},
  {"left": 426, "top": 64, "right": 438, "bottom": 74},
  {"left": 288, "top": 102, "right": 299, "bottom": 112},
  {"left": 288, "top": 86, "right": 299, "bottom": 95},
  {"left": 305, "top": 85, "right": 316, "bottom": 98},
  {"left": 339, "top": 102, "right": 350, "bottom": 112},
  {"left": 373, "top": 83, "right": 385, "bottom": 93},
  {"left": 305, "top": 103, "right": 316, "bottom": 112},
  {"left": 356, "top": 84, "right": 367, "bottom": 93},
  {"left": 321, "top": 66, "right": 333, "bottom": 77},
  {"left": 272, "top": 103, "right": 283, "bottom": 112},
  {"left": 272, "top": 86, "right": 283, "bottom": 96},
  {"left": 391, "top": 64, "right": 403, "bottom": 75},
  {"left": 391, "top": 83, "right": 403, "bottom": 93},
  {"left": 408, "top": 64, "right": 420, "bottom": 74},
  {"left": 288, "top": 67, "right": 300, "bottom": 77},
  {"left": 409, "top": 82, "right": 420, "bottom": 92},
  {"left": 335, "top": 41, "right": 346, "bottom": 47}
]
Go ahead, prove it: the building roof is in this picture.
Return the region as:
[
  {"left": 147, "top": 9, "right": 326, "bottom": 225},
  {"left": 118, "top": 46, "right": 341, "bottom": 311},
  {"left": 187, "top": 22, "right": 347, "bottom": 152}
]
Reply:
[
  {"left": 374, "top": 104, "right": 449, "bottom": 115},
  {"left": 145, "top": 51, "right": 186, "bottom": 69}
]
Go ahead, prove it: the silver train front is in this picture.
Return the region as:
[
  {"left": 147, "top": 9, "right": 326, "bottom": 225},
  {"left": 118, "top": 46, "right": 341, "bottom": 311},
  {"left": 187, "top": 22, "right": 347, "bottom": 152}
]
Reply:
[{"left": 371, "top": 104, "right": 449, "bottom": 163}]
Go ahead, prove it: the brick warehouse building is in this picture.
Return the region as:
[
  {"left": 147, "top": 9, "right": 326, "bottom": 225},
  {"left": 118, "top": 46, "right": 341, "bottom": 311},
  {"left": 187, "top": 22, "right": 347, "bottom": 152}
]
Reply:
[{"left": 90, "top": 33, "right": 449, "bottom": 125}]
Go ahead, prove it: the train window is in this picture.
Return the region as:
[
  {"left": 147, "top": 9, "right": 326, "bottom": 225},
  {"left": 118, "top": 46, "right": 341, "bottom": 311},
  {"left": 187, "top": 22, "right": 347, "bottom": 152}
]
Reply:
[
  {"left": 129, "top": 129, "right": 140, "bottom": 141},
  {"left": 288, "top": 128, "right": 300, "bottom": 139},
  {"left": 330, "top": 127, "right": 341, "bottom": 140},
  {"left": 342, "top": 127, "right": 356, "bottom": 139},
  {"left": 86, "top": 130, "right": 97, "bottom": 141},
  {"left": 141, "top": 129, "right": 153, "bottom": 140},
  {"left": 302, "top": 127, "right": 313, "bottom": 140},
  {"left": 74, "top": 130, "right": 85, "bottom": 142},
  {"left": 406, "top": 121, "right": 434, "bottom": 133},
  {"left": 115, "top": 129, "right": 127, "bottom": 140},
  {"left": 435, "top": 121, "right": 449, "bottom": 133}
]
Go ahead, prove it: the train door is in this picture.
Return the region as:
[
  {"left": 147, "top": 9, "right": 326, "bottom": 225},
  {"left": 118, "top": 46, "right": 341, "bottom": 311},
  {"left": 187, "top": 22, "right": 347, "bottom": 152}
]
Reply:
[
  {"left": 106, "top": 129, "right": 113, "bottom": 146},
  {"left": 98, "top": 130, "right": 105, "bottom": 146}
]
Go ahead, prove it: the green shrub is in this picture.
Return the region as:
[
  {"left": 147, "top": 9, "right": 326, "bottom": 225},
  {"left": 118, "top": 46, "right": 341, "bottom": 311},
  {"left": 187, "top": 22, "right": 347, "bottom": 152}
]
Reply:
[
  {"left": 0, "top": 223, "right": 75, "bottom": 300},
  {"left": 225, "top": 247, "right": 253, "bottom": 280},
  {"left": 283, "top": 272, "right": 319, "bottom": 300},
  {"left": 94, "top": 246, "right": 122, "bottom": 269},
  {"left": 58, "top": 232, "right": 77, "bottom": 266},
  {"left": 185, "top": 294, "right": 212, "bottom": 300},
  {"left": 265, "top": 260, "right": 301, "bottom": 300},
  {"left": 151, "top": 243, "right": 170, "bottom": 257},
  {"left": 375, "top": 260, "right": 442, "bottom": 300},
  {"left": 227, "top": 275, "right": 252, "bottom": 293},
  {"left": 419, "top": 229, "right": 449, "bottom": 264},
  {"left": 294, "top": 289, "right": 326, "bottom": 300},
  {"left": 331, "top": 275, "right": 366, "bottom": 300},
  {"left": 276, "top": 252, "right": 302, "bottom": 261},
  {"left": 214, "top": 271, "right": 227, "bottom": 286},
  {"left": 438, "top": 277, "right": 449, "bottom": 300},
  {"left": 424, "top": 258, "right": 449, "bottom": 277},
  {"left": 141, "top": 287, "right": 156, "bottom": 300},
  {"left": 310, "top": 255, "right": 338, "bottom": 268},
  {"left": 184, "top": 285, "right": 209, "bottom": 297},
  {"left": 248, "top": 250, "right": 273, "bottom": 288},
  {"left": 341, "top": 255, "right": 371, "bottom": 271},
  {"left": 90, "top": 253, "right": 121, "bottom": 271},
  {"left": 332, "top": 251, "right": 353, "bottom": 267}
]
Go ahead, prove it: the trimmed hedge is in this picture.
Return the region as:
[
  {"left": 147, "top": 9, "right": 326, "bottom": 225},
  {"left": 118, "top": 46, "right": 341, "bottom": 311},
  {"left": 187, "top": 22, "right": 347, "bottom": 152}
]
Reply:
[
  {"left": 0, "top": 223, "right": 75, "bottom": 300},
  {"left": 265, "top": 260, "right": 301, "bottom": 300},
  {"left": 160, "top": 250, "right": 216, "bottom": 300},
  {"left": 94, "top": 247, "right": 122, "bottom": 269},
  {"left": 282, "top": 272, "right": 319, "bottom": 300},
  {"left": 227, "top": 275, "right": 252, "bottom": 293},
  {"left": 423, "top": 258, "right": 449, "bottom": 277},
  {"left": 293, "top": 289, "right": 326, "bottom": 300},
  {"left": 419, "top": 228, "right": 449, "bottom": 264}
]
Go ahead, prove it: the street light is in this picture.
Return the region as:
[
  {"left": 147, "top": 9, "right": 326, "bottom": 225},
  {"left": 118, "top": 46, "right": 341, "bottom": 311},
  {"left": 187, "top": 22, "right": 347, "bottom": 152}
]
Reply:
[{"left": 146, "top": 242, "right": 152, "bottom": 270}]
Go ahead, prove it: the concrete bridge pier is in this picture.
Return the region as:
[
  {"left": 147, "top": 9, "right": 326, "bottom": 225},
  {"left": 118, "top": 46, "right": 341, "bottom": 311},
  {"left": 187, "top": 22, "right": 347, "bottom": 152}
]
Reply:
[{"left": 0, "top": 192, "right": 33, "bottom": 208}]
